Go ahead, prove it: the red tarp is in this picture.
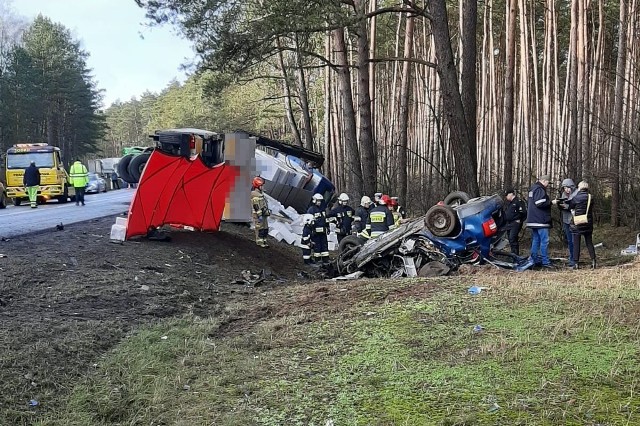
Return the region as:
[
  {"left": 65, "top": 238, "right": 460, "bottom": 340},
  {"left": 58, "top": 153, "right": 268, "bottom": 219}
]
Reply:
[{"left": 125, "top": 150, "right": 240, "bottom": 239}]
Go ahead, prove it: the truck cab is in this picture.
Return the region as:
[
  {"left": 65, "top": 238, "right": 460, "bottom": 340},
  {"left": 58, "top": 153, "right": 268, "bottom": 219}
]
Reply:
[{"left": 5, "top": 143, "right": 72, "bottom": 205}]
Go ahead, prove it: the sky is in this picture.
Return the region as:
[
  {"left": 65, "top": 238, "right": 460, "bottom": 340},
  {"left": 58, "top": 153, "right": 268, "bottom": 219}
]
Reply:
[{"left": 9, "top": 0, "right": 195, "bottom": 108}]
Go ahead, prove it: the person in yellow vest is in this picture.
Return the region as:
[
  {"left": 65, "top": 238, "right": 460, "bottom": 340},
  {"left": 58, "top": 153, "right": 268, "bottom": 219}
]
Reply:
[
  {"left": 251, "top": 176, "right": 270, "bottom": 248},
  {"left": 69, "top": 159, "right": 89, "bottom": 206}
]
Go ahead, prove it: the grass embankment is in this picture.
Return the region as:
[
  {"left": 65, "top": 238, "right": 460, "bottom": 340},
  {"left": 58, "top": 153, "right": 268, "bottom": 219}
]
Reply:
[{"left": 37, "top": 265, "right": 640, "bottom": 425}]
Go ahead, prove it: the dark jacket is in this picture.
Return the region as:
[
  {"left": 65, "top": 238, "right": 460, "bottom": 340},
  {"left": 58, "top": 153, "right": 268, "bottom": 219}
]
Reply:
[
  {"left": 504, "top": 196, "right": 527, "bottom": 223},
  {"left": 526, "top": 181, "right": 552, "bottom": 228},
  {"left": 353, "top": 205, "right": 371, "bottom": 232},
  {"left": 365, "top": 205, "right": 394, "bottom": 237},
  {"left": 306, "top": 204, "right": 328, "bottom": 234},
  {"left": 568, "top": 189, "right": 594, "bottom": 234},
  {"left": 23, "top": 164, "right": 41, "bottom": 187},
  {"left": 327, "top": 204, "right": 355, "bottom": 236}
]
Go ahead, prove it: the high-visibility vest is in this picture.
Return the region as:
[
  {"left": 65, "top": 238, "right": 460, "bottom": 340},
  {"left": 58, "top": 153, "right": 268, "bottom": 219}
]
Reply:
[{"left": 69, "top": 162, "right": 89, "bottom": 187}]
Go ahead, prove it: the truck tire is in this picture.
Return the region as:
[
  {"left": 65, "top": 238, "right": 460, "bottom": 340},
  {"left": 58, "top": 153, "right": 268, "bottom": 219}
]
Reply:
[
  {"left": 425, "top": 204, "right": 458, "bottom": 237},
  {"left": 117, "top": 154, "right": 136, "bottom": 184},
  {"left": 57, "top": 185, "right": 69, "bottom": 203},
  {"left": 12, "top": 197, "right": 21, "bottom": 206},
  {"left": 128, "top": 153, "right": 151, "bottom": 183},
  {"left": 444, "top": 191, "right": 471, "bottom": 207},
  {"left": 0, "top": 192, "right": 6, "bottom": 209}
]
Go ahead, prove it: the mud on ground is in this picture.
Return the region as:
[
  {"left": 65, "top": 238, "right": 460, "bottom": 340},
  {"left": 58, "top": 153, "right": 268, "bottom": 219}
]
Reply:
[{"left": 0, "top": 216, "right": 315, "bottom": 423}]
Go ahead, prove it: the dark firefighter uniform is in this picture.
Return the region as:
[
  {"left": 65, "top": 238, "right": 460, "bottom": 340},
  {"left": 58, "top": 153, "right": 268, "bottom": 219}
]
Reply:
[
  {"left": 327, "top": 204, "right": 355, "bottom": 242},
  {"left": 300, "top": 218, "right": 314, "bottom": 264},
  {"left": 251, "top": 188, "right": 270, "bottom": 247},
  {"left": 353, "top": 205, "right": 371, "bottom": 233},
  {"left": 306, "top": 204, "right": 330, "bottom": 263},
  {"left": 504, "top": 193, "right": 527, "bottom": 255},
  {"left": 364, "top": 204, "right": 395, "bottom": 238}
]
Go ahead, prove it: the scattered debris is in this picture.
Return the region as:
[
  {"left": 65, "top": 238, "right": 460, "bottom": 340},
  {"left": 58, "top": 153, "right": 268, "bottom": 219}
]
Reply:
[
  {"left": 160, "top": 336, "right": 168, "bottom": 340},
  {"left": 56, "top": 223, "right": 64, "bottom": 231},
  {"left": 331, "top": 271, "right": 364, "bottom": 281},
  {"left": 29, "top": 399, "right": 38, "bottom": 407},
  {"left": 473, "top": 325, "right": 484, "bottom": 333},
  {"left": 468, "top": 286, "right": 489, "bottom": 295},
  {"left": 0, "top": 254, "right": 6, "bottom": 258},
  {"left": 147, "top": 228, "right": 171, "bottom": 242},
  {"left": 620, "top": 233, "right": 640, "bottom": 256},
  {"left": 140, "top": 285, "right": 150, "bottom": 291},
  {"left": 487, "top": 402, "right": 501, "bottom": 413}
]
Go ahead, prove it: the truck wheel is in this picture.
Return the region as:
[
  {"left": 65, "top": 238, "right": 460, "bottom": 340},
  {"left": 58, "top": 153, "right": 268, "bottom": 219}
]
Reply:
[
  {"left": 12, "top": 197, "right": 21, "bottom": 206},
  {"left": 425, "top": 205, "right": 458, "bottom": 237},
  {"left": 0, "top": 192, "right": 6, "bottom": 209},
  {"left": 128, "top": 153, "right": 151, "bottom": 182},
  {"left": 444, "top": 191, "right": 471, "bottom": 207},
  {"left": 58, "top": 186, "right": 69, "bottom": 203},
  {"left": 117, "top": 154, "right": 136, "bottom": 184}
]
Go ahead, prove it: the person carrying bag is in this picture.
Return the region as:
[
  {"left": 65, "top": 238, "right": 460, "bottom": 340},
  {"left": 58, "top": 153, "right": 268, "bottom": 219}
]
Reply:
[{"left": 568, "top": 181, "right": 596, "bottom": 269}]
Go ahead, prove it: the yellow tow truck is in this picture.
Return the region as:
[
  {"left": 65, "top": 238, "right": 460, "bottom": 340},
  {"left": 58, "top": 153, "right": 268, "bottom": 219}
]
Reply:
[{"left": 5, "top": 143, "right": 74, "bottom": 205}]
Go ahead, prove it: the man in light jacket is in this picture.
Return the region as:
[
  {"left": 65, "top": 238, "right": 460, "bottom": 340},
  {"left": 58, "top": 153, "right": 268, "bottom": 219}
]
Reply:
[{"left": 69, "top": 159, "right": 89, "bottom": 206}]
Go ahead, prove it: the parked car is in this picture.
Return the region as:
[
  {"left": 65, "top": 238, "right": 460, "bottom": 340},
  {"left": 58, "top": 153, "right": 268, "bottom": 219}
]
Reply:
[
  {"left": 86, "top": 173, "right": 107, "bottom": 194},
  {"left": 335, "top": 193, "right": 534, "bottom": 278}
]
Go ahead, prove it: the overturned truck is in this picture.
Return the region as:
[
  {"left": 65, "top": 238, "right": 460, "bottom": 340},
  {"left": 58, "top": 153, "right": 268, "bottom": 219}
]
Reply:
[{"left": 119, "top": 129, "right": 335, "bottom": 239}]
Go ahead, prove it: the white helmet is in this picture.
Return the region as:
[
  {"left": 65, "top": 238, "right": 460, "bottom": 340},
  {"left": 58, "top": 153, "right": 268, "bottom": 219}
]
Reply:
[
  {"left": 360, "top": 195, "right": 372, "bottom": 207},
  {"left": 312, "top": 193, "right": 323, "bottom": 203},
  {"left": 338, "top": 193, "right": 349, "bottom": 203},
  {"left": 374, "top": 192, "right": 382, "bottom": 201},
  {"left": 302, "top": 214, "right": 314, "bottom": 225}
]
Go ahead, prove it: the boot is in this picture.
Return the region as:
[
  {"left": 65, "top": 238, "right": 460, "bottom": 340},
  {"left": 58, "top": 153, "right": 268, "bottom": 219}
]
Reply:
[{"left": 591, "top": 260, "right": 596, "bottom": 269}]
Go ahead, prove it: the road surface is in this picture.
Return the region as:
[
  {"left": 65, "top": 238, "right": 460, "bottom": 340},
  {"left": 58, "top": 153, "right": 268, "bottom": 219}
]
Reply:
[{"left": 0, "top": 189, "right": 134, "bottom": 239}]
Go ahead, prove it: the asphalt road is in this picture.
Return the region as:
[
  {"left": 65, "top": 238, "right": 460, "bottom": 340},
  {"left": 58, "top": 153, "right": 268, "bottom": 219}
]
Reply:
[{"left": 0, "top": 189, "right": 134, "bottom": 239}]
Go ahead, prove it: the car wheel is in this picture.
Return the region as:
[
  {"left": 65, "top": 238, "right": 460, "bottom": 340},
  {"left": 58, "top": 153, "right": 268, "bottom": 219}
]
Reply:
[
  {"left": 444, "top": 191, "right": 471, "bottom": 207},
  {"left": 338, "top": 235, "right": 365, "bottom": 254},
  {"left": 128, "top": 153, "right": 151, "bottom": 183},
  {"left": 117, "top": 154, "right": 136, "bottom": 184},
  {"left": 0, "top": 192, "right": 6, "bottom": 209},
  {"left": 425, "top": 204, "right": 458, "bottom": 237}
]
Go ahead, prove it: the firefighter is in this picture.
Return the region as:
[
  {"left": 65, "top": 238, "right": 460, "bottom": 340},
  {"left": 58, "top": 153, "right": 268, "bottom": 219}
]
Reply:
[
  {"left": 364, "top": 194, "right": 395, "bottom": 238},
  {"left": 327, "top": 192, "right": 355, "bottom": 243},
  {"left": 391, "top": 196, "right": 407, "bottom": 219},
  {"left": 306, "top": 193, "right": 330, "bottom": 263},
  {"left": 374, "top": 192, "right": 383, "bottom": 206},
  {"left": 251, "top": 176, "right": 270, "bottom": 248},
  {"left": 300, "top": 214, "right": 314, "bottom": 264},
  {"left": 353, "top": 196, "right": 372, "bottom": 233},
  {"left": 388, "top": 198, "right": 402, "bottom": 227}
]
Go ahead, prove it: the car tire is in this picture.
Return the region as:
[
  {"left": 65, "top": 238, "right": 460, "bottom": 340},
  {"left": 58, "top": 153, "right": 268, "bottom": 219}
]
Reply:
[
  {"left": 444, "top": 191, "right": 471, "bottom": 207},
  {"left": 128, "top": 153, "right": 151, "bottom": 183},
  {"left": 425, "top": 204, "right": 458, "bottom": 237},
  {"left": 117, "top": 154, "right": 137, "bottom": 184},
  {"left": 338, "top": 235, "right": 365, "bottom": 254}
]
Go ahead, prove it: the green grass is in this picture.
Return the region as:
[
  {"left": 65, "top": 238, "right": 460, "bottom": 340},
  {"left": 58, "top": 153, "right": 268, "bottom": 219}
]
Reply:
[{"left": 36, "top": 268, "right": 640, "bottom": 426}]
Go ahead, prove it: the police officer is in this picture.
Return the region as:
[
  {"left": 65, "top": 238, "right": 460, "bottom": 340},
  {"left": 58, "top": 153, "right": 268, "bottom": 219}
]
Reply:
[
  {"left": 307, "top": 193, "right": 330, "bottom": 263},
  {"left": 353, "top": 196, "right": 373, "bottom": 233},
  {"left": 364, "top": 194, "right": 395, "bottom": 238},
  {"left": 503, "top": 188, "right": 527, "bottom": 255},
  {"left": 300, "top": 214, "right": 314, "bottom": 264},
  {"left": 327, "top": 193, "right": 355, "bottom": 243},
  {"left": 251, "top": 176, "right": 270, "bottom": 248}
]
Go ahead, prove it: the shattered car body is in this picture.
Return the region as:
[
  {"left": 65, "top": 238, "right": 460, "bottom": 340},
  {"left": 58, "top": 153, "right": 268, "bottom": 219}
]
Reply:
[{"left": 336, "top": 194, "right": 535, "bottom": 278}]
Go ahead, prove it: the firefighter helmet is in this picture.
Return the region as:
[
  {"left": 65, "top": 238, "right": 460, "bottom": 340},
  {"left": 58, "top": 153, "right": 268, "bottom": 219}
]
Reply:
[
  {"left": 388, "top": 198, "right": 398, "bottom": 207},
  {"left": 252, "top": 176, "right": 265, "bottom": 188},
  {"left": 312, "top": 193, "right": 324, "bottom": 203},
  {"left": 338, "top": 193, "right": 349, "bottom": 203},
  {"left": 379, "top": 194, "right": 391, "bottom": 205},
  {"left": 302, "top": 214, "right": 314, "bottom": 225},
  {"left": 360, "top": 196, "right": 372, "bottom": 207}
]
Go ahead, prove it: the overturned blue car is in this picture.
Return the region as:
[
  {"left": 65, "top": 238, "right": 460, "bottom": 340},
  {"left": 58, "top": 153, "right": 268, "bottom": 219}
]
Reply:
[{"left": 336, "top": 193, "right": 535, "bottom": 278}]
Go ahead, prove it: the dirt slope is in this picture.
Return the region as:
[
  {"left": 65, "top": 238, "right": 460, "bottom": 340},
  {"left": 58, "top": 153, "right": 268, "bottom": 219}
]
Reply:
[{"left": 0, "top": 216, "right": 310, "bottom": 423}]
